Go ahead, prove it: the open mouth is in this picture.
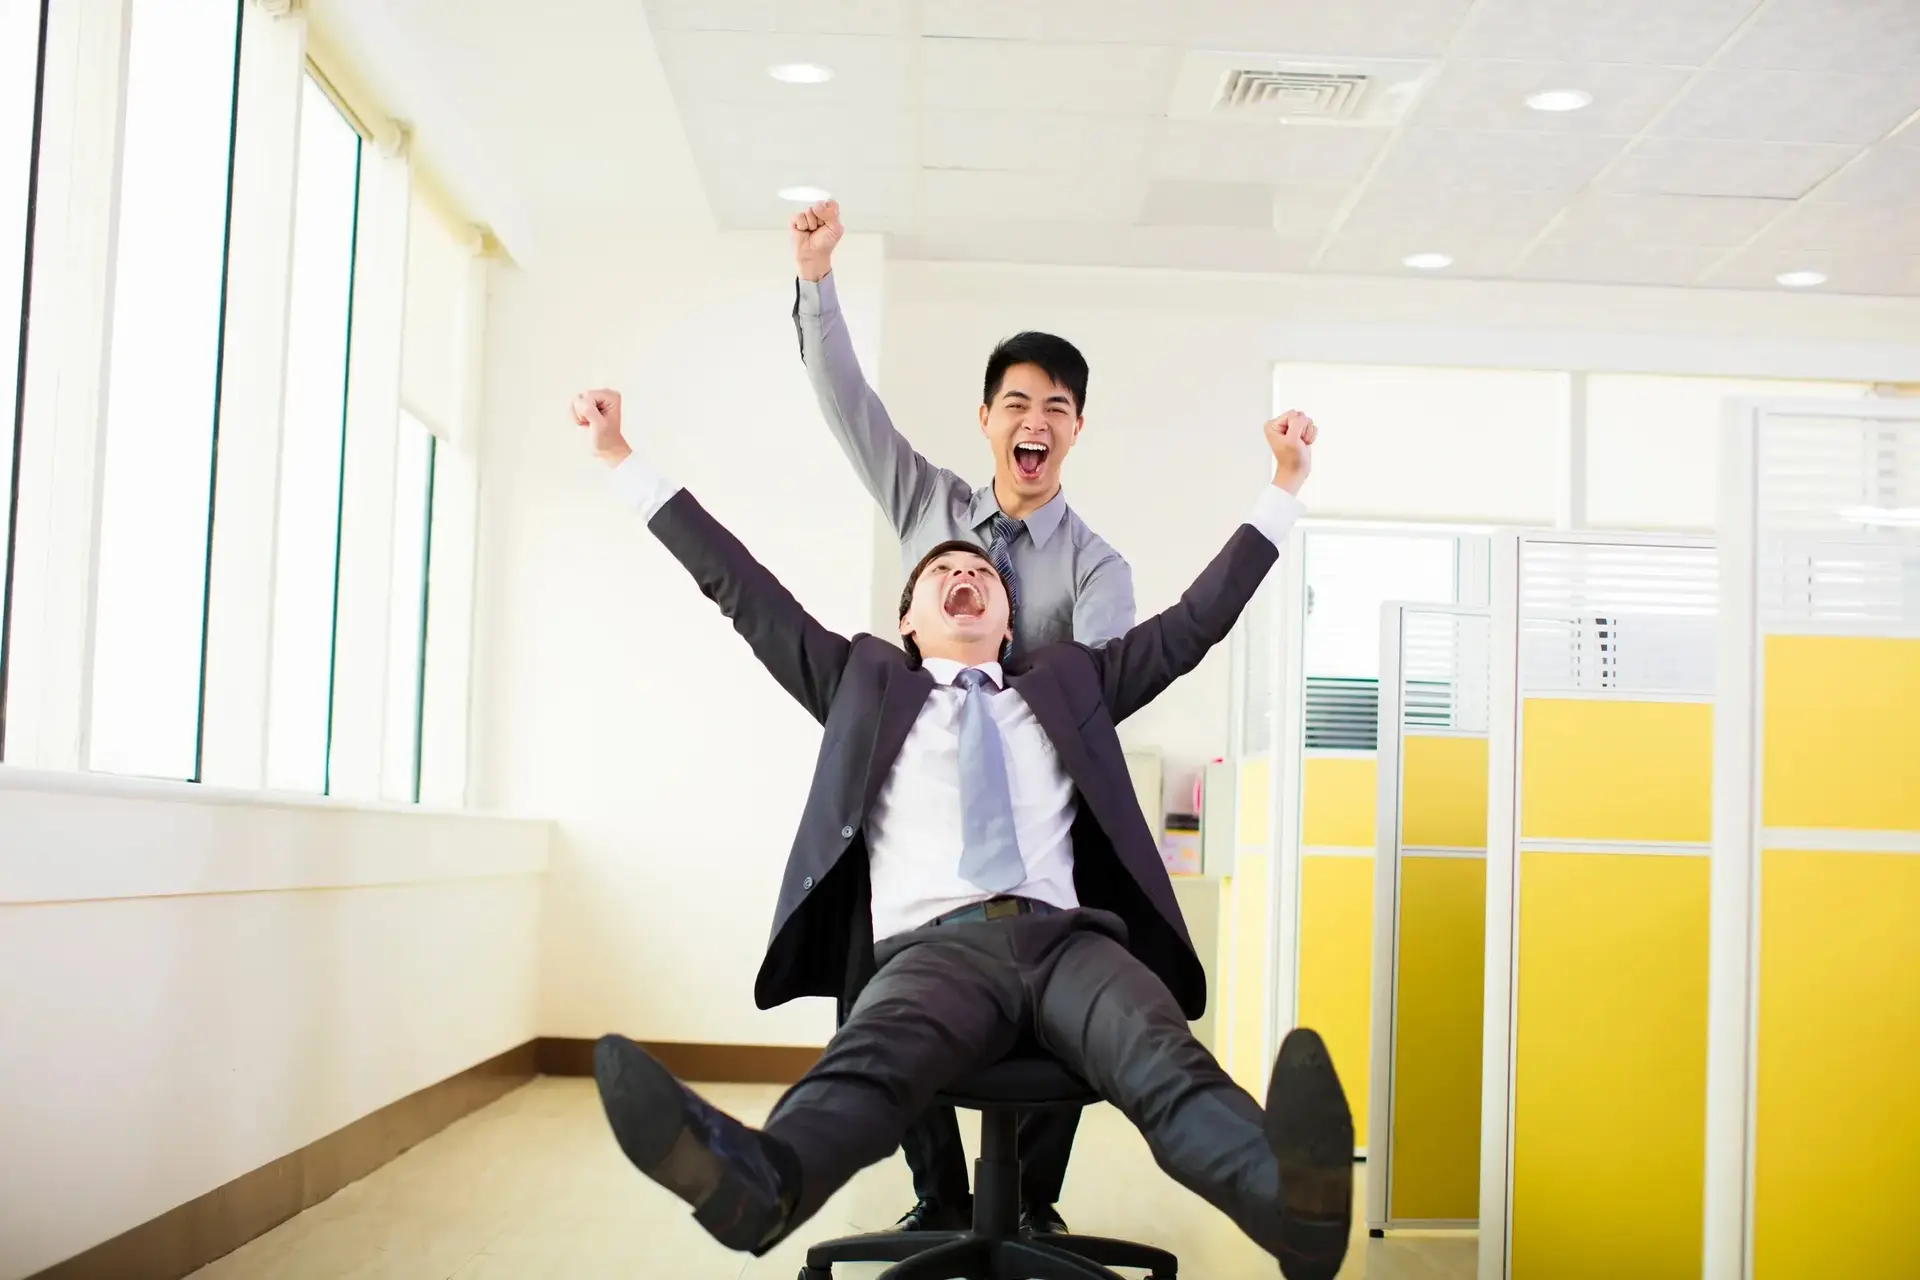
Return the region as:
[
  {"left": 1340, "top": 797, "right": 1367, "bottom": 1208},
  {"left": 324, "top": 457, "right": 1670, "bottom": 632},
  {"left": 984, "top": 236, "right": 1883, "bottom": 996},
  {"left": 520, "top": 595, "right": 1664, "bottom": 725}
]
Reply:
[
  {"left": 943, "top": 580, "right": 986, "bottom": 619},
  {"left": 1012, "top": 441, "right": 1049, "bottom": 482}
]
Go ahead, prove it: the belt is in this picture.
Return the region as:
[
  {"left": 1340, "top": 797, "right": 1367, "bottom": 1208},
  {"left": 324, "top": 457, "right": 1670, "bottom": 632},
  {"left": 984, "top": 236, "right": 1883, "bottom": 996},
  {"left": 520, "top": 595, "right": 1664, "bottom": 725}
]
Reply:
[{"left": 928, "top": 896, "right": 1060, "bottom": 927}]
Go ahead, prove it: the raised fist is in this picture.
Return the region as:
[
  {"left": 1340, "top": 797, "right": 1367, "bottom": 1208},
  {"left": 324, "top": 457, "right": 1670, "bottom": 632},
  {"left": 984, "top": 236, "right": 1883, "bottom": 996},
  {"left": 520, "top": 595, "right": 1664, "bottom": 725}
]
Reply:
[
  {"left": 571, "top": 388, "right": 630, "bottom": 467},
  {"left": 1265, "top": 410, "right": 1316, "bottom": 495},
  {"left": 792, "top": 200, "right": 843, "bottom": 282}
]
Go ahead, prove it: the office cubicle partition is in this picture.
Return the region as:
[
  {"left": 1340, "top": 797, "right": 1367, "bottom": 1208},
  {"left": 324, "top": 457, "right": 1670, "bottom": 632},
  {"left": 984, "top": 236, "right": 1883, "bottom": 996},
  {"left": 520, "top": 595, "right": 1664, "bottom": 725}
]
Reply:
[
  {"left": 1481, "top": 532, "right": 1718, "bottom": 1280},
  {"left": 1705, "top": 399, "right": 1920, "bottom": 1280},
  {"left": 1367, "top": 603, "right": 1490, "bottom": 1233}
]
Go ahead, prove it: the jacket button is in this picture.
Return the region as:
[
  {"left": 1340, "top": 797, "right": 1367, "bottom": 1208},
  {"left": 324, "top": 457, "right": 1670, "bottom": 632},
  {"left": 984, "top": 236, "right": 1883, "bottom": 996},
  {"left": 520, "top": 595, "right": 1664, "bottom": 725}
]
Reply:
[
  {"left": 840, "top": 825, "right": 855, "bottom": 839},
  {"left": 802, "top": 876, "right": 814, "bottom": 891}
]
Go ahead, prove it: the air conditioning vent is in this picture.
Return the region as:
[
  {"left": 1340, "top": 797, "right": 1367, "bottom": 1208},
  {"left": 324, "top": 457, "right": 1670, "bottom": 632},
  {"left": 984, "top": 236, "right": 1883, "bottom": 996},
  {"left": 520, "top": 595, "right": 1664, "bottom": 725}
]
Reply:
[
  {"left": 1215, "top": 69, "right": 1369, "bottom": 119},
  {"left": 1167, "top": 51, "right": 1432, "bottom": 126}
]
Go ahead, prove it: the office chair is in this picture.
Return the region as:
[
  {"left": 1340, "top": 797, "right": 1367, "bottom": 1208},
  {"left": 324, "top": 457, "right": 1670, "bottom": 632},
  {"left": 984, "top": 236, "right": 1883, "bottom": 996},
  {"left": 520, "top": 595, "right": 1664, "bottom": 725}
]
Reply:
[{"left": 797, "top": 1053, "right": 1177, "bottom": 1279}]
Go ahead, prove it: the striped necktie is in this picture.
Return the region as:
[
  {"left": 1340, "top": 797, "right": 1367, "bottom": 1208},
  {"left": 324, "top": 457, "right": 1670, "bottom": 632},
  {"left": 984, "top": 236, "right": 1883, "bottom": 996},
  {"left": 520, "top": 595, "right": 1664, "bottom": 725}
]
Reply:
[{"left": 987, "top": 513, "right": 1023, "bottom": 625}]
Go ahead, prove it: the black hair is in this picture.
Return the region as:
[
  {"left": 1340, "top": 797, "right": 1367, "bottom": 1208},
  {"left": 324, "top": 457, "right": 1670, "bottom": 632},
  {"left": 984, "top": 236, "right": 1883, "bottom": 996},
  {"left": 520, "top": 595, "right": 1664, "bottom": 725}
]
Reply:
[
  {"left": 982, "top": 331, "right": 1089, "bottom": 416},
  {"left": 897, "top": 539, "right": 1015, "bottom": 665}
]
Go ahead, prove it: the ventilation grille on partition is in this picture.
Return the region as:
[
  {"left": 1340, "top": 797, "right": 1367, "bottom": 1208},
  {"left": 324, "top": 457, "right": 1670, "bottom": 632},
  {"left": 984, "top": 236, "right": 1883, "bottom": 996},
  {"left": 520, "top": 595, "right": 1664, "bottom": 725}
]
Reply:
[
  {"left": 1305, "top": 677, "right": 1377, "bottom": 751},
  {"left": 1756, "top": 413, "right": 1920, "bottom": 633},
  {"left": 1520, "top": 541, "right": 1718, "bottom": 696},
  {"left": 1401, "top": 609, "right": 1491, "bottom": 733}
]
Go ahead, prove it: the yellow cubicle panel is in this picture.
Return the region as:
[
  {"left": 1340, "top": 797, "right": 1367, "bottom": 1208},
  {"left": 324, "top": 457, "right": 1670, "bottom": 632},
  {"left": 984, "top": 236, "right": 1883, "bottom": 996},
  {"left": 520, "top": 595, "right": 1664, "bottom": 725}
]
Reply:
[
  {"left": 1749, "top": 634, "right": 1920, "bottom": 1280},
  {"left": 1226, "top": 758, "right": 1272, "bottom": 1093},
  {"left": 1520, "top": 698, "right": 1713, "bottom": 843},
  {"left": 1401, "top": 734, "right": 1489, "bottom": 850},
  {"left": 1387, "top": 734, "right": 1487, "bottom": 1222},
  {"left": 1510, "top": 850, "right": 1710, "bottom": 1280},
  {"left": 1509, "top": 698, "right": 1711, "bottom": 1279},
  {"left": 1760, "top": 634, "right": 1920, "bottom": 830},
  {"left": 1298, "top": 751, "right": 1377, "bottom": 1145}
]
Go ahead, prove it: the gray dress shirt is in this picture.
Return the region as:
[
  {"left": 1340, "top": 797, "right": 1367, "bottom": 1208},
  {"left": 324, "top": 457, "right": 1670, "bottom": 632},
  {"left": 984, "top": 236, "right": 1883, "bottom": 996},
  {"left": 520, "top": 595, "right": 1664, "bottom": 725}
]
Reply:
[{"left": 794, "top": 273, "right": 1136, "bottom": 655}]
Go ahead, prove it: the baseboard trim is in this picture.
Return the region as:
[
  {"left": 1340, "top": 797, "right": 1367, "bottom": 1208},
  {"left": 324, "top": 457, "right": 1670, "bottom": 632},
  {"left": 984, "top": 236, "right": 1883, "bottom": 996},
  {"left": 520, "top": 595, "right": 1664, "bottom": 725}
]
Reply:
[
  {"left": 28, "top": 1042, "right": 538, "bottom": 1280},
  {"left": 536, "top": 1036, "right": 822, "bottom": 1084}
]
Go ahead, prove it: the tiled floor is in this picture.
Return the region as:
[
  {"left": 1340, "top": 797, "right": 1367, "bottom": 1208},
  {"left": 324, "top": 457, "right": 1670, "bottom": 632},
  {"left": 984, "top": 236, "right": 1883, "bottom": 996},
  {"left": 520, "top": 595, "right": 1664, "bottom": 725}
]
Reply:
[{"left": 191, "top": 1078, "right": 1476, "bottom": 1279}]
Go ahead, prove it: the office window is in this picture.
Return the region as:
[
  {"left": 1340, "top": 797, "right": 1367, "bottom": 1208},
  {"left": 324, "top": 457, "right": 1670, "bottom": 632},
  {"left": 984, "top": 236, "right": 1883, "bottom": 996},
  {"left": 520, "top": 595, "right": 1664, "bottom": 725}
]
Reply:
[
  {"left": 0, "top": 0, "right": 46, "bottom": 745},
  {"left": 1274, "top": 363, "right": 1566, "bottom": 524},
  {"left": 265, "top": 76, "right": 360, "bottom": 793},
  {"left": 1586, "top": 374, "right": 1873, "bottom": 529},
  {"left": 88, "top": 0, "right": 242, "bottom": 779},
  {"left": 382, "top": 411, "right": 433, "bottom": 801},
  {"left": 1302, "top": 532, "right": 1458, "bottom": 749}
]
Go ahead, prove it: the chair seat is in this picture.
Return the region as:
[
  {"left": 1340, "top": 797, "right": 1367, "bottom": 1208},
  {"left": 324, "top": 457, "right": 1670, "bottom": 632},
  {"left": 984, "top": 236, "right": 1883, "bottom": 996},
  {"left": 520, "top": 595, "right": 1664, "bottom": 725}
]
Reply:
[{"left": 936, "top": 1057, "right": 1100, "bottom": 1110}]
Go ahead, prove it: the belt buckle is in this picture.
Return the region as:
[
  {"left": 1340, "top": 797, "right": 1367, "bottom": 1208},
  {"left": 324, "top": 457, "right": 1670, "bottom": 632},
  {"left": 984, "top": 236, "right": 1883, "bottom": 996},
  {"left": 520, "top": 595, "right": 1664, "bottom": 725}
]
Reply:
[{"left": 982, "top": 897, "right": 1022, "bottom": 921}]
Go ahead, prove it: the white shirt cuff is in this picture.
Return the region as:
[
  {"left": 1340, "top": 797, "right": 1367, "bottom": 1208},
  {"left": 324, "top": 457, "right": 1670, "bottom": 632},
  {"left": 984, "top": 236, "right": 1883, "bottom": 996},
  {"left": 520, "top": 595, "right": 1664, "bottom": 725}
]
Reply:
[
  {"left": 1246, "top": 485, "right": 1306, "bottom": 549},
  {"left": 608, "top": 453, "right": 683, "bottom": 522}
]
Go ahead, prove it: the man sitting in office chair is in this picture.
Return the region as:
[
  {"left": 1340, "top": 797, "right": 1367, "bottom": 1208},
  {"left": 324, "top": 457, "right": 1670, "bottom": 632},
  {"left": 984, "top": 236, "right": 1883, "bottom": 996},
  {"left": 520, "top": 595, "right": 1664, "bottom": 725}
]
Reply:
[{"left": 567, "top": 390, "right": 1354, "bottom": 1280}]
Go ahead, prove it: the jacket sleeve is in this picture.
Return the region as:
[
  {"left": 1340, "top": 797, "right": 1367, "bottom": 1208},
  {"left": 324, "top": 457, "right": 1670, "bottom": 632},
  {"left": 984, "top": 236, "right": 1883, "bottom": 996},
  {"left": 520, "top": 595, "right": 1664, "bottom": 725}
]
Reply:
[{"left": 647, "top": 489, "right": 854, "bottom": 724}]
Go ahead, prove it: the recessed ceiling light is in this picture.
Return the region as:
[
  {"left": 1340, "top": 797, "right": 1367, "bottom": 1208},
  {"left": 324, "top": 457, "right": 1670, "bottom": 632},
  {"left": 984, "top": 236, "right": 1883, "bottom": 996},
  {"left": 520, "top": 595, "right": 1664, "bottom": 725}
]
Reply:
[
  {"left": 1776, "top": 269, "right": 1828, "bottom": 288},
  {"left": 778, "top": 185, "right": 832, "bottom": 203},
  {"left": 768, "top": 62, "right": 833, "bottom": 85},
  {"left": 1402, "top": 252, "right": 1454, "bottom": 270},
  {"left": 1525, "top": 89, "right": 1593, "bottom": 112}
]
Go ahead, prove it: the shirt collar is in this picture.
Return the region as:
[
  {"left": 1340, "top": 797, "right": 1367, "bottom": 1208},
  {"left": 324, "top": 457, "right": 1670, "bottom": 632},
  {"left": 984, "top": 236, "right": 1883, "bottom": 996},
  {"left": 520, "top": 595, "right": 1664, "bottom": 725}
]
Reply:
[
  {"left": 921, "top": 657, "right": 1005, "bottom": 690},
  {"left": 966, "top": 483, "right": 1070, "bottom": 550}
]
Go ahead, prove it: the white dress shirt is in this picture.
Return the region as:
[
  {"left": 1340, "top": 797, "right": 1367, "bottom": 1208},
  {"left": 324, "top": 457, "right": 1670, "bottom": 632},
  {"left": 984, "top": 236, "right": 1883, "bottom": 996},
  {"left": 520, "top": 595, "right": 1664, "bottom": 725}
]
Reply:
[{"left": 607, "top": 453, "right": 1308, "bottom": 938}]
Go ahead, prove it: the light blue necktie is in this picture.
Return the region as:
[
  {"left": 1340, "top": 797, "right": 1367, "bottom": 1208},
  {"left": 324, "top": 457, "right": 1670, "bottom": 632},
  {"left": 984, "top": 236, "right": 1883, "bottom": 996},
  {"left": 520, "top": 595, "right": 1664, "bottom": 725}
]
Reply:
[{"left": 954, "top": 667, "right": 1025, "bottom": 894}]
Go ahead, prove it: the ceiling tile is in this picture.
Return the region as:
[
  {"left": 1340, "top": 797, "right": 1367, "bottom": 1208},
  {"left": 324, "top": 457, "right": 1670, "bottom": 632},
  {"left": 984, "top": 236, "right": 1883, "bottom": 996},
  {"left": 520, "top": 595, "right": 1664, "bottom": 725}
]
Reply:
[
  {"left": 1140, "top": 180, "right": 1277, "bottom": 230},
  {"left": 1719, "top": 0, "right": 1920, "bottom": 75},
  {"left": 774, "top": 0, "right": 919, "bottom": 36},
  {"left": 1337, "top": 187, "right": 1568, "bottom": 241},
  {"left": 652, "top": 30, "right": 911, "bottom": 106},
  {"left": 1188, "top": 0, "right": 1475, "bottom": 60},
  {"left": 905, "top": 220, "right": 1323, "bottom": 274},
  {"left": 1271, "top": 185, "right": 1364, "bottom": 236},
  {"left": 1814, "top": 144, "right": 1920, "bottom": 205},
  {"left": 1368, "top": 128, "right": 1625, "bottom": 192},
  {"left": 919, "top": 38, "right": 1178, "bottom": 115},
  {"left": 1704, "top": 247, "right": 1920, "bottom": 295},
  {"left": 679, "top": 100, "right": 916, "bottom": 171},
  {"left": 919, "top": 167, "right": 1147, "bottom": 224},
  {"left": 1549, "top": 192, "right": 1789, "bottom": 247},
  {"left": 919, "top": 110, "right": 1149, "bottom": 173},
  {"left": 642, "top": 0, "right": 777, "bottom": 32},
  {"left": 1654, "top": 69, "right": 1920, "bottom": 145},
  {"left": 1315, "top": 233, "right": 1524, "bottom": 277},
  {"left": 1409, "top": 60, "right": 1690, "bottom": 134},
  {"left": 1746, "top": 201, "right": 1920, "bottom": 254},
  {"left": 1601, "top": 138, "right": 1858, "bottom": 198},
  {"left": 1514, "top": 240, "right": 1725, "bottom": 286},
  {"left": 1146, "top": 120, "right": 1389, "bottom": 185},
  {"left": 921, "top": 0, "right": 1196, "bottom": 45},
  {"left": 1455, "top": 0, "right": 1760, "bottom": 65}
]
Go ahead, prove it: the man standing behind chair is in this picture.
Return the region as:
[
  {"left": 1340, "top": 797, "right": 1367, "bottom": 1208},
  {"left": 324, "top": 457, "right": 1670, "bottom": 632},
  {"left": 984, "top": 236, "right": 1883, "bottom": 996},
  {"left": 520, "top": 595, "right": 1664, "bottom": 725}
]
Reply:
[{"left": 791, "top": 199, "right": 1127, "bottom": 1235}]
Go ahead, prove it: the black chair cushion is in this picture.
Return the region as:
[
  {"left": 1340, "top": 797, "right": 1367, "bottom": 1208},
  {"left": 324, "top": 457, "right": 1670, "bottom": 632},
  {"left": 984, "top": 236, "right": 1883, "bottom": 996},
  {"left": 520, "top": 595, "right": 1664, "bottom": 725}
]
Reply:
[{"left": 936, "top": 1057, "right": 1101, "bottom": 1110}]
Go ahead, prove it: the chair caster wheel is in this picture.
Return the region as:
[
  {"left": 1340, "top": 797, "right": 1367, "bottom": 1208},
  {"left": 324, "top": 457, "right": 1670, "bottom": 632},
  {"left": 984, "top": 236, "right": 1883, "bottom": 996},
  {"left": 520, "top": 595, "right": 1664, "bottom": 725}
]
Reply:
[
  {"left": 1369, "top": 1227, "right": 1385, "bottom": 1238},
  {"left": 799, "top": 1268, "right": 830, "bottom": 1279}
]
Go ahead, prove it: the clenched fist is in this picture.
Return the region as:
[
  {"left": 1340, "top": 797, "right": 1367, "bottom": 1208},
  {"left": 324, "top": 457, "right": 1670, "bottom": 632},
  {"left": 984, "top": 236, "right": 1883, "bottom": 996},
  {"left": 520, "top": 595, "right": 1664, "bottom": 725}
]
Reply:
[
  {"left": 571, "top": 388, "right": 630, "bottom": 467},
  {"left": 1265, "top": 410, "right": 1317, "bottom": 495},
  {"left": 792, "top": 200, "right": 843, "bottom": 282}
]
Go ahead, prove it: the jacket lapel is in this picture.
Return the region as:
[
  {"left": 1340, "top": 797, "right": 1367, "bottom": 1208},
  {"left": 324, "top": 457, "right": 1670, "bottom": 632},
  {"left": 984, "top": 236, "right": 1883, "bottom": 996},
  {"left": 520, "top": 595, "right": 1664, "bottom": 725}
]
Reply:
[
  {"left": 862, "top": 664, "right": 936, "bottom": 812},
  {"left": 1007, "top": 667, "right": 1099, "bottom": 797}
]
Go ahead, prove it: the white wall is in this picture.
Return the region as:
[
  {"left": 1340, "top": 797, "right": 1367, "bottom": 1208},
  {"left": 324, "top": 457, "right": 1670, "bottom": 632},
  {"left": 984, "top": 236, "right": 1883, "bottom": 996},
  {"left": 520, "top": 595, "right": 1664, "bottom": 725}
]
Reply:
[
  {"left": 0, "top": 769, "right": 547, "bottom": 1280},
  {"left": 880, "top": 260, "right": 1920, "bottom": 809},
  {"left": 471, "top": 230, "right": 888, "bottom": 1049}
]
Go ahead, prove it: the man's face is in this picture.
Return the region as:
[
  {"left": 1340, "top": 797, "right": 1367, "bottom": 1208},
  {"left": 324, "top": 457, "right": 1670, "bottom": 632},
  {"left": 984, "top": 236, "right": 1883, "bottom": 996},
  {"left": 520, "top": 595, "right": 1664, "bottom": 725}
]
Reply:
[
  {"left": 899, "top": 548, "right": 1011, "bottom": 660},
  {"left": 979, "top": 362, "right": 1083, "bottom": 505}
]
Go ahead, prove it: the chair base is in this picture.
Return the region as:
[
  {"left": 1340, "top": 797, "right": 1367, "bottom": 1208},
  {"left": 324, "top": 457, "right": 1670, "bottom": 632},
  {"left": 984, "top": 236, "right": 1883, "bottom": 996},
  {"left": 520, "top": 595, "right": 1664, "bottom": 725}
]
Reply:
[{"left": 801, "top": 1227, "right": 1177, "bottom": 1279}]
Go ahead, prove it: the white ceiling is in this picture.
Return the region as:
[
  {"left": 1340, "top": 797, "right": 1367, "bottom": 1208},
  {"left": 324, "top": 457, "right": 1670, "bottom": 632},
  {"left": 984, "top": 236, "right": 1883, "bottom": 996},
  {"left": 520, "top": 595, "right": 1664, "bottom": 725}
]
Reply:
[{"left": 642, "top": 0, "right": 1920, "bottom": 295}]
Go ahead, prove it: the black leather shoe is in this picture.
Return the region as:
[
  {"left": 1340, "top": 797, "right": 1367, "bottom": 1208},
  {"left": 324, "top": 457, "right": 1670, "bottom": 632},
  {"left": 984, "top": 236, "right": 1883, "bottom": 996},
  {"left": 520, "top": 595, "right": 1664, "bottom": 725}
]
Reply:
[
  {"left": 1264, "top": 1028, "right": 1355, "bottom": 1280},
  {"left": 593, "top": 1035, "right": 794, "bottom": 1253},
  {"left": 896, "top": 1198, "right": 971, "bottom": 1231},
  {"left": 1020, "top": 1202, "right": 1069, "bottom": 1235}
]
